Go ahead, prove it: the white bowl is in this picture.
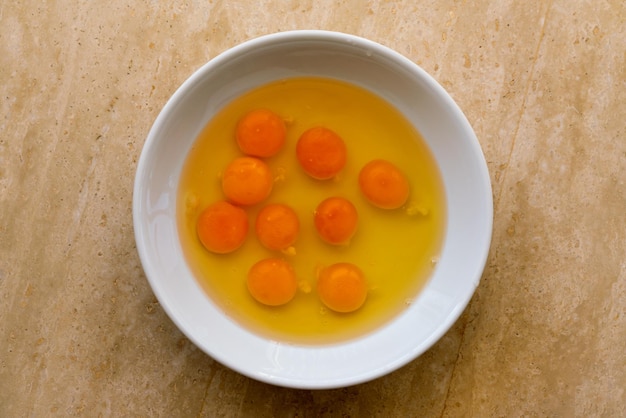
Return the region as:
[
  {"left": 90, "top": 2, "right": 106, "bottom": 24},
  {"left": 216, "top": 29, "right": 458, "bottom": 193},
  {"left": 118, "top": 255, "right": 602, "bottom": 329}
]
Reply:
[{"left": 133, "top": 30, "right": 492, "bottom": 389}]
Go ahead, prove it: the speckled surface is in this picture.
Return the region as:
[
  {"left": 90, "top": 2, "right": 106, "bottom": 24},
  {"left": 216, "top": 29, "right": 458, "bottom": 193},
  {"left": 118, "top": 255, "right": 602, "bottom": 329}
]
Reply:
[{"left": 1, "top": 1, "right": 625, "bottom": 416}]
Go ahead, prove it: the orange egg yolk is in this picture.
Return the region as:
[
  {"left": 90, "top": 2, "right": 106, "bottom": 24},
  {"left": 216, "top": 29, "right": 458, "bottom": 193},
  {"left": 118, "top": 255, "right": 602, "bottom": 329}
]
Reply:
[
  {"left": 255, "top": 203, "right": 300, "bottom": 251},
  {"left": 235, "top": 109, "right": 287, "bottom": 158},
  {"left": 196, "top": 201, "right": 249, "bottom": 254},
  {"left": 221, "top": 157, "right": 273, "bottom": 206},
  {"left": 296, "top": 126, "right": 347, "bottom": 180},
  {"left": 313, "top": 197, "right": 358, "bottom": 245},
  {"left": 358, "top": 159, "right": 410, "bottom": 209},
  {"left": 247, "top": 258, "right": 298, "bottom": 306},
  {"left": 317, "top": 262, "right": 367, "bottom": 313}
]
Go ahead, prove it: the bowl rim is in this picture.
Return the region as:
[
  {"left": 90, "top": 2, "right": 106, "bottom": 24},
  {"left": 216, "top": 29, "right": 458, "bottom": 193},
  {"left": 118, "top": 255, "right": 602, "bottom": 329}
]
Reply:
[{"left": 133, "top": 29, "right": 493, "bottom": 389}]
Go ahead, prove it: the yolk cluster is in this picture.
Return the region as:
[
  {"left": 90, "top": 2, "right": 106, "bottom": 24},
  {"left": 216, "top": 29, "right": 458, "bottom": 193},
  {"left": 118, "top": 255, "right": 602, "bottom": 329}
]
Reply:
[{"left": 195, "top": 108, "right": 411, "bottom": 313}]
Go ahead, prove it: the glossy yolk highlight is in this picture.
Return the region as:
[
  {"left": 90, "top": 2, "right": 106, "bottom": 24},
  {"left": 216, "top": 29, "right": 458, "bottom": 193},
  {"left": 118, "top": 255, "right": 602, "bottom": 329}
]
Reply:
[
  {"left": 247, "top": 258, "right": 298, "bottom": 306},
  {"left": 221, "top": 157, "right": 273, "bottom": 206},
  {"left": 317, "top": 262, "right": 367, "bottom": 313},
  {"left": 296, "top": 127, "right": 347, "bottom": 180},
  {"left": 358, "top": 159, "right": 410, "bottom": 209},
  {"left": 196, "top": 201, "right": 249, "bottom": 254},
  {"left": 235, "top": 109, "right": 286, "bottom": 158},
  {"left": 313, "top": 197, "right": 358, "bottom": 245},
  {"left": 255, "top": 203, "right": 300, "bottom": 251}
]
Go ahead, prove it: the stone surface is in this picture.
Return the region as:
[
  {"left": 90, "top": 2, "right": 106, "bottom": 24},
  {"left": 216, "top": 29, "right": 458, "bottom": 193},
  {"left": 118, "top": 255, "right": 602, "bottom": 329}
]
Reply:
[{"left": 1, "top": 0, "right": 624, "bottom": 416}]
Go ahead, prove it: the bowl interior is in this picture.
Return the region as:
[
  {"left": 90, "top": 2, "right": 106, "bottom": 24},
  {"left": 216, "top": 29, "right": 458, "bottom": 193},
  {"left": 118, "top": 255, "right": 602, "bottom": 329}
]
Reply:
[{"left": 133, "top": 30, "right": 492, "bottom": 389}]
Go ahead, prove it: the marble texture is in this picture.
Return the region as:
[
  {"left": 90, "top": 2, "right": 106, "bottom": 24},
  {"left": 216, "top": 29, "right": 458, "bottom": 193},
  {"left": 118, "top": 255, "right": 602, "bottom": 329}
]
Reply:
[{"left": 1, "top": 0, "right": 624, "bottom": 416}]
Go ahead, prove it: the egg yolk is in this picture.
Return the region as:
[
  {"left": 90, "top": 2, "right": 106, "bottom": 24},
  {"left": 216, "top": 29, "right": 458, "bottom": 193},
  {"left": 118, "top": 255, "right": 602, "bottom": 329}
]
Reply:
[
  {"left": 235, "top": 109, "right": 287, "bottom": 158},
  {"left": 247, "top": 258, "right": 298, "bottom": 306},
  {"left": 358, "top": 159, "right": 410, "bottom": 209},
  {"left": 313, "top": 197, "right": 358, "bottom": 245},
  {"left": 196, "top": 201, "right": 249, "bottom": 254},
  {"left": 221, "top": 157, "right": 273, "bottom": 206},
  {"left": 296, "top": 127, "right": 347, "bottom": 180},
  {"left": 255, "top": 203, "right": 300, "bottom": 251},
  {"left": 317, "top": 262, "right": 367, "bottom": 313}
]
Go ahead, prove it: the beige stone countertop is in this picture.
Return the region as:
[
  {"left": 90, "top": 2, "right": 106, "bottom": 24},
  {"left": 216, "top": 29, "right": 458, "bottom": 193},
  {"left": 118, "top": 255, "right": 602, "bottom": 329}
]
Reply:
[{"left": 1, "top": 1, "right": 624, "bottom": 416}]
